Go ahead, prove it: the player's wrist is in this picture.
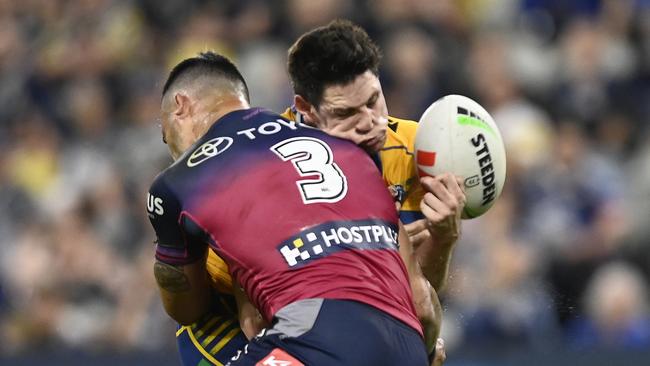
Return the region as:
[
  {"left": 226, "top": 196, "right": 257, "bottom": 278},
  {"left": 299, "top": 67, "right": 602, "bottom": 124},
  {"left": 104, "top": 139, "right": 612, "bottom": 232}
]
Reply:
[{"left": 426, "top": 224, "right": 459, "bottom": 249}]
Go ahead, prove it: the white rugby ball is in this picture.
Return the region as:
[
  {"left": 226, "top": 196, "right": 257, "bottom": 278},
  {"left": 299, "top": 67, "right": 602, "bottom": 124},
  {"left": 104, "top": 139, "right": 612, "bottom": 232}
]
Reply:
[{"left": 414, "top": 95, "right": 506, "bottom": 219}]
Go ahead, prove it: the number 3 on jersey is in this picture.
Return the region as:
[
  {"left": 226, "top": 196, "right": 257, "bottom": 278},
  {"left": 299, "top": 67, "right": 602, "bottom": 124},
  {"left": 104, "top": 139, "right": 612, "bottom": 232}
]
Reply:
[{"left": 271, "top": 137, "right": 348, "bottom": 204}]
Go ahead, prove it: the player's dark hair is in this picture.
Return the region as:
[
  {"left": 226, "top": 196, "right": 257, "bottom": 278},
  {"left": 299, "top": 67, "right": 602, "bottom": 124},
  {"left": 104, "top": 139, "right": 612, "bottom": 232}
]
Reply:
[
  {"left": 287, "top": 19, "right": 382, "bottom": 107},
  {"left": 162, "top": 51, "right": 250, "bottom": 102}
]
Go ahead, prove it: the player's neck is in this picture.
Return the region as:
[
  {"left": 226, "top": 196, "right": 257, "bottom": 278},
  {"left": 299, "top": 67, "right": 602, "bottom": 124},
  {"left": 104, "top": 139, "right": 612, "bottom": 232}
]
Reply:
[{"left": 207, "top": 96, "right": 251, "bottom": 127}]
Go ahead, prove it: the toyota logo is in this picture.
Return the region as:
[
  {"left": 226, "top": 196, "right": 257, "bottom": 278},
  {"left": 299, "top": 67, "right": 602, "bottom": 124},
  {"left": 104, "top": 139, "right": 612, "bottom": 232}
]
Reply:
[{"left": 187, "top": 137, "right": 234, "bottom": 167}]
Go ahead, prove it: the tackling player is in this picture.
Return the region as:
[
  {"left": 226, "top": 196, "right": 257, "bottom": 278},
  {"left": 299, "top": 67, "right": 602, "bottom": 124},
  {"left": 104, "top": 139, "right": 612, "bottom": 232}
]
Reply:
[
  {"left": 284, "top": 19, "right": 465, "bottom": 292},
  {"left": 149, "top": 51, "right": 430, "bottom": 365},
  {"left": 180, "top": 20, "right": 461, "bottom": 366}
]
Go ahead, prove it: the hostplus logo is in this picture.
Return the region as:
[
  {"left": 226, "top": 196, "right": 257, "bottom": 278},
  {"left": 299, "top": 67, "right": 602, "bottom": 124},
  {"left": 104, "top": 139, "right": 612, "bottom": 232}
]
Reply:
[{"left": 278, "top": 219, "right": 398, "bottom": 268}]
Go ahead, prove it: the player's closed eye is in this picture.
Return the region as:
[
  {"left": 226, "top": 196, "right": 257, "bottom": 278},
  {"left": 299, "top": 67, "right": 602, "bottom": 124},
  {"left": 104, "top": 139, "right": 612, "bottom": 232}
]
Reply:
[
  {"left": 367, "top": 95, "right": 378, "bottom": 108},
  {"left": 333, "top": 108, "right": 356, "bottom": 119}
]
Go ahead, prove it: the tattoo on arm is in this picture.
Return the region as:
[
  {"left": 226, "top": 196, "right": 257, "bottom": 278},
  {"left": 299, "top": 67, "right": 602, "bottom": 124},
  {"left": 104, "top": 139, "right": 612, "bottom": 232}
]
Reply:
[{"left": 154, "top": 261, "right": 191, "bottom": 293}]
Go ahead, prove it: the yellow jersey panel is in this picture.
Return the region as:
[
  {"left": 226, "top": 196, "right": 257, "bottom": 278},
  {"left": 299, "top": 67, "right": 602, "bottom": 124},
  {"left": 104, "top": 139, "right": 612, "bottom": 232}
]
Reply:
[
  {"left": 381, "top": 116, "right": 425, "bottom": 217},
  {"left": 206, "top": 250, "right": 233, "bottom": 294}
]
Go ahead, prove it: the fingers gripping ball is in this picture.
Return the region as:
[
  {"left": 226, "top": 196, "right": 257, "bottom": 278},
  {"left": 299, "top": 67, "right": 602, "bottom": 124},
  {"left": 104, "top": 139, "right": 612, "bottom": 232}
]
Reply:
[{"left": 415, "top": 95, "right": 507, "bottom": 219}]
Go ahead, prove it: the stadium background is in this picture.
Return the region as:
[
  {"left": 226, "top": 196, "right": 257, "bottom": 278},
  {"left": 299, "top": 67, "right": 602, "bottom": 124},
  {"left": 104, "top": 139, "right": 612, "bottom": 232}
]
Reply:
[{"left": 1, "top": 0, "right": 649, "bottom": 365}]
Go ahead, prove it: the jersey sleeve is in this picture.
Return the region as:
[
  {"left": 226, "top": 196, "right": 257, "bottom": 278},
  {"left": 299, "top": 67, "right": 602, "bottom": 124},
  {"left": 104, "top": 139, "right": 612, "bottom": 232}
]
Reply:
[
  {"left": 382, "top": 116, "right": 425, "bottom": 224},
  {"left": 399, "top": 184, "right": 425, "bottom": 224},
  {"left": 147, "top": 175, "right": 207, "bottom": 265}
]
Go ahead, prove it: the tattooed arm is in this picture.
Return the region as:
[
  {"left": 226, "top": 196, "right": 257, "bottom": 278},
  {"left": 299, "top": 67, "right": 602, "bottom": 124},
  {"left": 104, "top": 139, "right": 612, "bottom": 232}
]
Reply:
[
  {"left": 153, "top": 254, "right": 213, "bottom": 325},
  {"left": 148, "top": 177, "right": 215, "bottom": 325}
]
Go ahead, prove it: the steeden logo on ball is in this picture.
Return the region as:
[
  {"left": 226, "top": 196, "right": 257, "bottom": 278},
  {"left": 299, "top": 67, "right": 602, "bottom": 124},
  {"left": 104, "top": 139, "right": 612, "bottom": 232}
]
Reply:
[{"left": 414, "top": 95, "right": 507, "bottom": 219}]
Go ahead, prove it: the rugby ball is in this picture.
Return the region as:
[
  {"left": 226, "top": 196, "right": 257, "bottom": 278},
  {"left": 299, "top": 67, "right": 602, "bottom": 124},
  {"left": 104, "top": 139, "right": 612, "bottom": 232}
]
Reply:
[{"left": 414, "top": 95, "right": 506, "bottom": 219}]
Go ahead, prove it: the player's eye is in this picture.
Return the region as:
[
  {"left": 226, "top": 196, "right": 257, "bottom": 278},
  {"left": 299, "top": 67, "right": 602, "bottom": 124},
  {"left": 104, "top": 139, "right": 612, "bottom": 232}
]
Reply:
[
  {"left": 334, "top": 109, "right": 356, "bottom": 119},
  {"left": 367, "top": 95, "right": 378, "bottom": 108}
]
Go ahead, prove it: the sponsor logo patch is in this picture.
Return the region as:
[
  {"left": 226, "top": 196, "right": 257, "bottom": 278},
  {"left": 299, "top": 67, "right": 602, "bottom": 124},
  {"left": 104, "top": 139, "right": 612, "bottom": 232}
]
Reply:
[
  {"left": 146, "top": 193, "right": 164, "bottom": 216},
  {"left": 187, "top": 137, "right": 233, "bottom": 167},
  {"left": 256, "top": 348, "right": 304, "bottom": 366},
  {"left": 388, "top": 184, "right": 406, "bottom": 203},
  {"left": 278, "top": 219, "right": 399, "bottom": 268}
]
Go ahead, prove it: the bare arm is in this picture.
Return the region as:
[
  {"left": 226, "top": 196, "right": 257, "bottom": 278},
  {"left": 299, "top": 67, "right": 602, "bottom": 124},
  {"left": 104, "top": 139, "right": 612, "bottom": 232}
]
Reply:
[
  {"left": 406, "top": 219, "right": 455, "bottom": 292},
  {"left": 398, "top": 221, "right": 439, "bottom": 353},
  {"left": 406, "top": 173, "right": 465, "bottom": 292},
  {"left": 232, "top": 283, "right": 269, "bottom": 340},
  {"left": 428, "top": 289, "right": 446, "bottom": 366},
  {"left": 431, "top": 338, "right": 447, "bottom": 366},
  {"left": 153, "top": 253, "right": 213, "bottom": 325}
]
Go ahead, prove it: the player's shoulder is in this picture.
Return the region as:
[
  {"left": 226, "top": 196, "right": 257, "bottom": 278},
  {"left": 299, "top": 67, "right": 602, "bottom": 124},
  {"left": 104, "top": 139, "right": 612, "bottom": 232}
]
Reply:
[
  {"left": 148, "top": 169, "right": 178, "bottom": 210},
  {"left": 384, "top": 115, "right": 418, "bottom": 151},
  {"left": 149, "top": 155, "right": 186, "bottom": 189},
  {"left": 387, "top": 116, "right": 418, "bottom": 140},
  {"left": 388, "top": 115, "right": 418, "bottom": 129}
]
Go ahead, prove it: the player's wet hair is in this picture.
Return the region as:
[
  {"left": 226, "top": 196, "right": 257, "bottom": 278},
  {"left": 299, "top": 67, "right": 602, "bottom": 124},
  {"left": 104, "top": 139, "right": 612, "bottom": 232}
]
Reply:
[
  {"left": 287, "top": 19, "right": 381, "bottom": 108},
  {"left": 162, "top": 51, "right": 250, "bottom": 103}
]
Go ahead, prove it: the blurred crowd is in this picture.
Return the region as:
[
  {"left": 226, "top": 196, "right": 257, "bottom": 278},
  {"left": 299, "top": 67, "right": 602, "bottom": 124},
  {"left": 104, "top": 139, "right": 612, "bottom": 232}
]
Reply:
[{"left": 1, "top": 0, "right": 649, "bottom": 359}]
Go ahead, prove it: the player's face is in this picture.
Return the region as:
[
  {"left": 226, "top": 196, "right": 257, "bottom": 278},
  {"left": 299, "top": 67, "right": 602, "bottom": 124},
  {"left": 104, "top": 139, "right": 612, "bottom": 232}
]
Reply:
[
  {"left": 160, "top": 101, "right": 195, "bottom": 161},
  {"left": 160, "top": 92, "right": 216, "bottom": 161},
  {"left": 312, "top": 71, "right": 389, "bottom": 153}
]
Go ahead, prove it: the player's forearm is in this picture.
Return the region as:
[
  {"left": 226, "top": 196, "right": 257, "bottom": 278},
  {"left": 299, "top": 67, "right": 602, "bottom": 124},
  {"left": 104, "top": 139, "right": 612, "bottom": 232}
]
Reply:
[
  {"left": 404, "top": 258, "right": 444, "bottom": 361},
  {"left": 415, "top": 235, "right": 455, "bottom": 293},
  {"left": 154, "top": 259, "right": 213, "bottom": 325},
  {"left": 409, "top": 265, "right": 439, "bottom": 352},
  {"left": 232, "top": 283, "right": 269, "bottom": 339},
  {"left": 398, "top": 222, "right": 438, "bottom": 351}
]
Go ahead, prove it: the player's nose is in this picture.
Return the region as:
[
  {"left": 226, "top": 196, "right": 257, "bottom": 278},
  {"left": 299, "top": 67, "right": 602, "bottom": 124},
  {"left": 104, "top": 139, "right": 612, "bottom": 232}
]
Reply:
[
  {"left": 375, "top": 115, "right": 388, "bottom": 128},
  {"left": 356, "top": 121, "right": 372, "bottom": 134},
  {"left": 355, "top": 109, "right": 374, "bottom": 133}
]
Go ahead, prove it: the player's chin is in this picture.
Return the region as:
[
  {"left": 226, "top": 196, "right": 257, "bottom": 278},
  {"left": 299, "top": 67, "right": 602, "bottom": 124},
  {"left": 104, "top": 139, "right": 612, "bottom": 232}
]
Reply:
[{"left": 362, "top": 135, "right": 386, "bottom": 153}]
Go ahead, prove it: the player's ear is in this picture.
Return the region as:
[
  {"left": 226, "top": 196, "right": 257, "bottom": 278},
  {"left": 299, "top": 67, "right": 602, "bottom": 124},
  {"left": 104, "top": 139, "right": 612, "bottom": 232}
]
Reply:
[
  {"left": 173, "top": 93, "right": 193, "bottom": 119},
  {"left": 294, "top": 95, "right": 317, "bottom": 124}
]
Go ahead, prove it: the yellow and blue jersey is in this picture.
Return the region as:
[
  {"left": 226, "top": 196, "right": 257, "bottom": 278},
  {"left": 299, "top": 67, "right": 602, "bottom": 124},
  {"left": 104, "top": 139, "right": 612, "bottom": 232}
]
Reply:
[
  {"left": 189, "top": 108, "right": 424, "bottom": 366},
  {"left": 377, "top": 114, "right": 426, "bottom": 224},
  {"left": 176, "top": 298, "right": 247, "bottom": 366}
]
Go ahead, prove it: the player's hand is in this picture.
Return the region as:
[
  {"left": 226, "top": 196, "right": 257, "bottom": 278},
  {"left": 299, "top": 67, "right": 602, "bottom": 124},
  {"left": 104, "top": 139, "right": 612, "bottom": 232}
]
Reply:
[
  {"left": 430, "top": 338, "right": 447, "bottom": 366},
  {"left": 419, "top": 173, "right": 466, "bottom": 248},
  {"left": 233, "top": 284, "right": 269, "bottom": 339},
  {"left": 404, "top": 219, "right": 430, "bottom": 249}
]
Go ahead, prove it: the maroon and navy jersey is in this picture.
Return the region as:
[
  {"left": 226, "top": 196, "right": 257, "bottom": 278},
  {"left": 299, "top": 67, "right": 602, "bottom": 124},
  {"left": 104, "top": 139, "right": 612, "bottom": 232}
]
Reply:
[{"left": 147, "top": 108, "right": 422, "bottom": 335}]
